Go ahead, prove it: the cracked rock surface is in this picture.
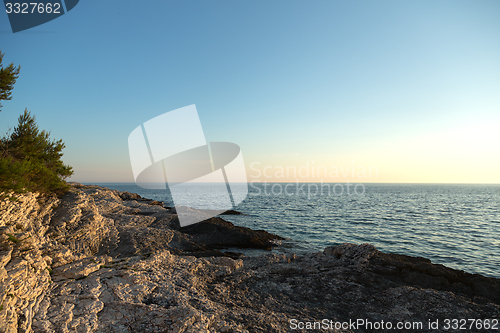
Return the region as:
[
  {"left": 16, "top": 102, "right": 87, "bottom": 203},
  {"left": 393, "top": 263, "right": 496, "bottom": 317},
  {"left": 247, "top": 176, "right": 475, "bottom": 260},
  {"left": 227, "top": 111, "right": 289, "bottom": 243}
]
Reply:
[{"left": 1, "top": 184, "right": 499, "bottom": 333}]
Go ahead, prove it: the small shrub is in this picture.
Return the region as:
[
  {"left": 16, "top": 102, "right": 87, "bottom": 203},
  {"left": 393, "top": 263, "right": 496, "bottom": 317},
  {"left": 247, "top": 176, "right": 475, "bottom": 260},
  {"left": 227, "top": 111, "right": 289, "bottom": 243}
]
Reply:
[{"left": 7, "top": 234, "right": 19, "bottom": 243}]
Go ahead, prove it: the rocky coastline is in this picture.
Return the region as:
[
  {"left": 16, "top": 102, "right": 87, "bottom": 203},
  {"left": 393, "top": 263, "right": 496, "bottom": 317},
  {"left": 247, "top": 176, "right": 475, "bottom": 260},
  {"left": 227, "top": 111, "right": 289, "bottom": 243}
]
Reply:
[{"left": 1, "top": 184, "right": 499, "bottom": 333}]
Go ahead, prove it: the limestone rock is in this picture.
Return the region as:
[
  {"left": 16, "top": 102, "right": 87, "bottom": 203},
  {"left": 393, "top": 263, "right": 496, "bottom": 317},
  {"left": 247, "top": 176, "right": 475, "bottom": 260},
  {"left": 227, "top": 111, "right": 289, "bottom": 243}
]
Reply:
[{"left": 51, "top": 256, "right": 109, "bottom": 280}]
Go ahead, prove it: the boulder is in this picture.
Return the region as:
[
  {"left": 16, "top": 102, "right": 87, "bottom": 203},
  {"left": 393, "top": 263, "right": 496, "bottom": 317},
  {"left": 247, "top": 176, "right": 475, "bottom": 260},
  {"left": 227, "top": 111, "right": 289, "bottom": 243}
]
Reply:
[
  {"left": 118, "top": 191, "right": 143, "bottom": 200},
  {"left": 179, "top": 217, "right": 284, "bottom": 250}
]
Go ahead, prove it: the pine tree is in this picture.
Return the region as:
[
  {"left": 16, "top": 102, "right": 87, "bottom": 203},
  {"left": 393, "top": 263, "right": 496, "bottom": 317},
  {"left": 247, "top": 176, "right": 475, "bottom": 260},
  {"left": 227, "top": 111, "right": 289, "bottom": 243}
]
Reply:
[
  {"left": 0, "top": 51, "right": 21, "bottom": 112},
  {"left": 0, "top": 51, "right": 73, "bottom": 196},
  {"left": 1, "top": 109, "right": 73, "bottom": 196}
]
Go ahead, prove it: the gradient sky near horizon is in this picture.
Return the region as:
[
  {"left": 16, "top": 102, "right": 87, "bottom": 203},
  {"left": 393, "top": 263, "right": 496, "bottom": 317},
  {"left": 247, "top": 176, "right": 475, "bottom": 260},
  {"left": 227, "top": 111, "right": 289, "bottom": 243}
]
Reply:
[{"left": 1, "top": 0, "right": 499, "bottom": 184}]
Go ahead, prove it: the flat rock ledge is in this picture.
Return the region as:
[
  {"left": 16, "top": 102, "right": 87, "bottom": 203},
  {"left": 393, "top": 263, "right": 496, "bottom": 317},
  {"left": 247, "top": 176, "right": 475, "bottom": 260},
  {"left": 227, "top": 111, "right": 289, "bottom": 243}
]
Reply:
[{"left": 0, "top": 184, "right": 499, "bottom": 333}]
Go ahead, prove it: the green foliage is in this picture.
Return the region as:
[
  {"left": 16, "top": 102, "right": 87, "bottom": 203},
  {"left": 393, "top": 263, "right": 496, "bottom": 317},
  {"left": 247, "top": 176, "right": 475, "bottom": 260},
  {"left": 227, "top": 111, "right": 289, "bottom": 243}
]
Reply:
[
  {"left": 0, "top": 51, "right": 20, "bottom": 112},
  {"left": 0, "top": 154, "right": 32, "bottom": 194},
  {"left": 0, "top": 51, "right": 72, "bottom": 197},
  {"left": 7, "top": 234, "right": 19, "bottom": 243},
  {"left": 5, "top": 233, "right": 31, "bottom": 243},
  {"left": 1, "top": 109, "right": 73, "bottom": 196}
]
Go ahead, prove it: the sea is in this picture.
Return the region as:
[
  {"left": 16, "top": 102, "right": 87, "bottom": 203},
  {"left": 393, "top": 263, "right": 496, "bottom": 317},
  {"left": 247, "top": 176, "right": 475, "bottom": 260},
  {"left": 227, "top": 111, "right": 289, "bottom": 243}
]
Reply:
[{"left": 94, "top": 182, "right": 500, "bottom": 278}]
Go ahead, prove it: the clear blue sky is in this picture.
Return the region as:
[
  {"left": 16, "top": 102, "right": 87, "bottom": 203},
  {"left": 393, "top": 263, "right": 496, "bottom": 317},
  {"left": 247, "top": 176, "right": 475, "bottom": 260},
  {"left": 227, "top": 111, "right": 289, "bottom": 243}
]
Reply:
[{"left": 1, "top": 0, "right": 499, "bottom": 183}]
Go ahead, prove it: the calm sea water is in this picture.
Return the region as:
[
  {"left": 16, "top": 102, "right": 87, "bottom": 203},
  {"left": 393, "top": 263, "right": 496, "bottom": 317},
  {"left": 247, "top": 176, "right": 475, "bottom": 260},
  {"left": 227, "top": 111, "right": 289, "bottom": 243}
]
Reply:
[{"left": 94, "top": 182, "right": 500, "bottom": 278}]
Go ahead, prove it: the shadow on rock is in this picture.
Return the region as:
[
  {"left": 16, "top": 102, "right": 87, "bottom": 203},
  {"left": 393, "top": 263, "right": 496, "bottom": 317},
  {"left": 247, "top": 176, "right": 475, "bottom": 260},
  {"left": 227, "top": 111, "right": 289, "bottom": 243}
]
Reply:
[{"left": 179, "top": 217, "right": 284, "bottom": 251}]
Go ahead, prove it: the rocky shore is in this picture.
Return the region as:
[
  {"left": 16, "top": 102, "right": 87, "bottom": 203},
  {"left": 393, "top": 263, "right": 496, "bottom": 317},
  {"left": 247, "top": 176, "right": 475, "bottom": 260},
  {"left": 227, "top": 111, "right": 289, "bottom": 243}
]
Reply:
[{"left": 1, "top": 184, "right": 499, "bottom": 333}]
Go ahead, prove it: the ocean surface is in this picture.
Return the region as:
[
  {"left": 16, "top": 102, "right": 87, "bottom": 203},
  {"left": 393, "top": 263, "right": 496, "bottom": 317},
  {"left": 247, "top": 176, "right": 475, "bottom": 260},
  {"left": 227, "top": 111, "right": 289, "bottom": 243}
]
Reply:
[{"left": 94, "top": 182, "right": 500, "bottom": 278}]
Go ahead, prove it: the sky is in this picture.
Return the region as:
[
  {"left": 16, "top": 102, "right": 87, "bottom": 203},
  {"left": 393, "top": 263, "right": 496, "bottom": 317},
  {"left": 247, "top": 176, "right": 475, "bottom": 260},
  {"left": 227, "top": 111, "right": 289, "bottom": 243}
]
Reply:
[{"left": 1, "top": 0, "right": 499, "bottom": 184}]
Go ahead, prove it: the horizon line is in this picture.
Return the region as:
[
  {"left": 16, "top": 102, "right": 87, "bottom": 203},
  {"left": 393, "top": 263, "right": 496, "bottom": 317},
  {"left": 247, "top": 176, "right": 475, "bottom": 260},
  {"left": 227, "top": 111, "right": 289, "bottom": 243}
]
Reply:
[{"left": 76, "top": 181, "right": 500, "bottom": 185}]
